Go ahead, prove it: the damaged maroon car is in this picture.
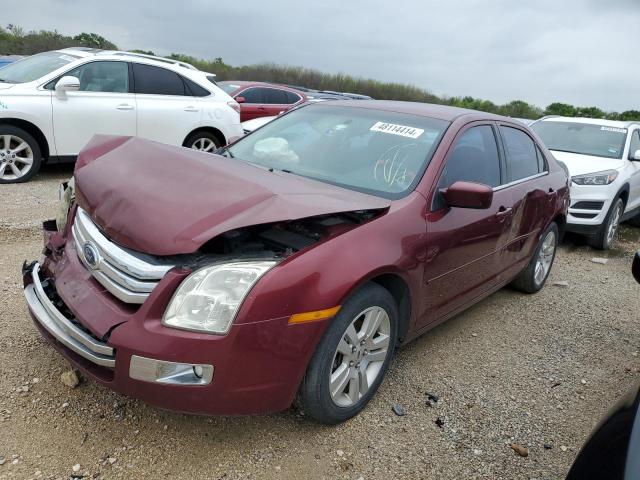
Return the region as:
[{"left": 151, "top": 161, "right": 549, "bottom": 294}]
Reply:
[{"left": 22, "top": 101, "right": 569, "bottom": 423}]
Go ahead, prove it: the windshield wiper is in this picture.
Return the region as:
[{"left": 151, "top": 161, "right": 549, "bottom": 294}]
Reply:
[{"left": 215, "top": 146, "right": 234, "bottom": 158}]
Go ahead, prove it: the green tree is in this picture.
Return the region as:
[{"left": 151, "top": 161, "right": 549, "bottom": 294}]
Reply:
[
  {"left": 73, "top": 32, "right": 117, "bottom": 50},
  {"left": 544, "top": 103, "right": 577, "bottom": 117}
]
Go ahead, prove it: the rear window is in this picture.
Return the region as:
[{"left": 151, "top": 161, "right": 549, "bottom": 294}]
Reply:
[
  {"left": 183, "top": 77, "right": 211, "bottom": 97},
  {"left": 532, "top": 121, "right": 627, "bottom": 159},
  {"left": 500, "top": 126, "right": 541, "bottom": 181}
]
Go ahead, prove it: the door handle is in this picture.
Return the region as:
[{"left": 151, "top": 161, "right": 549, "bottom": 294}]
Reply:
[
  {"left": 257, "top": 106, "right": 267, "bottom": 110},
  {"left": 184, "top": 106, "right": 199, "bottom": 112},
  {"left": 496, "top": 206, "right": 512, "bottom": 215},
  {"left": 116, "top": 104, "right": 134, "bottom": 111}
]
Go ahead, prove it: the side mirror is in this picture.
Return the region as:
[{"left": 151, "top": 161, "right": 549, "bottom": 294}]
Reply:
[
  {"left": 630, "top": 149, "right": 640, "bottom": 162},
  {"left": 633, "top": 251, "right": 640, "bottom": 284},
  {"left": 235, "top": 96, "right": 246, "bottom": 104},
  {"left": 55, "top": 76, "right": 80, "bottom": 97},
  {"left": 440, "top": 181, "right": 493, "bottom": 209}
]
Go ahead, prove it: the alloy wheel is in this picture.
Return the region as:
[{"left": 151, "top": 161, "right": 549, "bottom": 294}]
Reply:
[
  {"left": 0, "top": 134, "right": 34, "bottom": 181},
  {"left": 190, "top": 137, "right": 218, "bottom": 153},
  {"left": 329, "top": 306, "right": 391, "bottom": 407},
  {"left": 534, "top": 230, "right": 556, "bottom": 286}
]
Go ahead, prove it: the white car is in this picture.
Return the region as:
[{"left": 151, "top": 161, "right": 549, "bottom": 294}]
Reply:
[
  {"left": 532, "top": 116, "right": 640, "bottom": 249},
  {"left": 0, "top": 48, "right": 243, "bottom": 183}
]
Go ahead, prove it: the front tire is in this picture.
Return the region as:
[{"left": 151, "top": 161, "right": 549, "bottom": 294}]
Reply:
[
  {"left": 184, "top": 131, "right": 221, "bottom": 153},
  {"left": 511, "top": 222, "right": 558, "bottom": 293},
  {"left": 0, "top": 126, "right": 42, "bottom": 184},
  {"left": 298, "top": 283, "right": 398, "bottom": 424},
  {"left": 590, "top": 197, "right": 624, "bottom": 250}
]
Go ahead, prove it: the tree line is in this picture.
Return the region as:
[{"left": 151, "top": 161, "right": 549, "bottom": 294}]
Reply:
[{"left": 2, "top": 25, "right": 638, "bottom": 121}]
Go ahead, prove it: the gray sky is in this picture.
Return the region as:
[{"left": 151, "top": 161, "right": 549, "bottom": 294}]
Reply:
[{"left": 6, "top": 0, "right": 640, "bottom": 111}]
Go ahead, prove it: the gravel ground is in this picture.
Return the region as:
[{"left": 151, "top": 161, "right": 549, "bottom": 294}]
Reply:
[{"left": 1, "top": 165, "right": 639, "bottom": 480}]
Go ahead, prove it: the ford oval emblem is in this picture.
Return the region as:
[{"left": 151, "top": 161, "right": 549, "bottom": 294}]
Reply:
[{"left": 82, "top": 242, "right": 100, "bottom": 269}]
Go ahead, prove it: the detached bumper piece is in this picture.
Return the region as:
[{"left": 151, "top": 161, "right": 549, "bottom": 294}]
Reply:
[{"left": 24, "top": 263, "right": 116, "bottom": 368}]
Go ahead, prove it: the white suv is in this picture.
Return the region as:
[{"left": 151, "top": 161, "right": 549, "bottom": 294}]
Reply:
[
  {"left": 0, "top": 48, "right": 243, "bottom": 183},
  {"left": 532, "top": 116, "right": 640, "bottom": 249}
]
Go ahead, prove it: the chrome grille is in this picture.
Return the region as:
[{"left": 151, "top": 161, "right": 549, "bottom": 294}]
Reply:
[{"left": 71, "top": 208, "right": 175, "bottom": 304}]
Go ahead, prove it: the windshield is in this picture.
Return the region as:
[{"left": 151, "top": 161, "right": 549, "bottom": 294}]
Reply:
[
  {"left": 219, "top": 82, "right": 241, "bottom": 94},
  {"left": 0, "top": 51, "right": 79, "bottom": 84},
  {"left": 227, "top": 104, "right": 449, "bottom": 198},
  {"left": 532, "top": 121, "right": 627, "bottom": 159}
]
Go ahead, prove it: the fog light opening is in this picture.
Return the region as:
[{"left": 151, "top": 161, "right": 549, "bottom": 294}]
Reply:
[{"left": 129, "top": 355, "right": 214, "bottom": 385}]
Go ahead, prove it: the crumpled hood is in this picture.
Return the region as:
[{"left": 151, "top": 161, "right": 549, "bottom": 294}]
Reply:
[
  {"left": 550, "top": 150, "right": 625, "bottom": 177},
  {"left": 74, "top": 135, "right": 391, "bottom": 256}
]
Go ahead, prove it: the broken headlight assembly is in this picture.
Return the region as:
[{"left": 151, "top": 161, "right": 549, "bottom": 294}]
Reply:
[{"left": 162, "top": 261, "right": 276, "bottom": 334}]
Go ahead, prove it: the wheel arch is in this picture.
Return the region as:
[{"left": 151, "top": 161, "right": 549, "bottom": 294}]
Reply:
[
  {"left": 183, "top": 126, "right": 226, "bottom": 148},
  {"left": 0, "top": 118, "right": 50, "bottom": 161},
  {"left": 618, "top": 183, "right": 630, "bottom": 207},
  {"left": 341, "top": 271, "right": 413, "bottom": 346}
]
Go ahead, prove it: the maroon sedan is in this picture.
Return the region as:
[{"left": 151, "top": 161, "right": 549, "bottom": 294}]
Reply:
[
  {"left": 219, "top": 81, "right": 306, "bottom": 121},
  {"left": 22, "top": 101, "right": 569, "bottom": 424}
]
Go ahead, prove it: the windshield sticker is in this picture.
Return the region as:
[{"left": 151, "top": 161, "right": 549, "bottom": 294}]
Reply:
[
  {"left": 0, "top": 101, "right": 7, "bottom": 110},
  {"left": 370, "top": 122, "right": 424, "bottom": 139},
  {"left": 601, "top": 126, "right": 627, "bottom": 134},
  {"left": 59, "top": 54, "right": 76, "bottom": 62}
]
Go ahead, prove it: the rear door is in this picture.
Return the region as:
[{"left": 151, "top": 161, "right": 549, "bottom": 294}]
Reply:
[
  {"left": 262, "top": 88, "right": 302, "bottom": 117},
  {"left": 132, "top": 63, "right": 204, "bottom": 146},
  {"left": 495, "top": 123, "right": 553, "bottom": 280},
  {"left": 421, "top": 123, "right": 513, "bottom": 328},
  {"left": 51, "top": 60, "right": 136, "bottom": 155}
]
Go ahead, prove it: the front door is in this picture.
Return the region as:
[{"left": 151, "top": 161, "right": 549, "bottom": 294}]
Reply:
[
  {"left": 237, "top": 87, "right": 265, "bottom": 122},
  {"left": 420, "top": 123, "right": 513, "bottom": 328},
  {"left": 626, "top": 129, "right": 640, "bottom": 212},
  {"left": 51, "top": 61, "right": 136, "bottom": 155}
]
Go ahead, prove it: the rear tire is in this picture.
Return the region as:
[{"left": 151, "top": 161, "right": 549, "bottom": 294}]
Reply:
[
  {"left": 590, "top": 197, "right": 624, "bottom": 250},
  {"left": 298, "top": 283, "right": 398, "bottom": 424},
  {"left": 184, "top": 131, "right": 221, "bottom": 153},
  {"left": 511, "top": 222, "right": 559, "bottom": 294},
  {"left": 0, "top": 126, "right": 42, "bottom": 184}
]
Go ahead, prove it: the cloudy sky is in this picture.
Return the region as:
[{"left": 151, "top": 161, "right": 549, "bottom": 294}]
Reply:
[{"left": 6, "top": 0, "right": 640, "bottom": 111}]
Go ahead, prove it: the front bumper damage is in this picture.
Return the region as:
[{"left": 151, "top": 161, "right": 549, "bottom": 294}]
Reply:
[{"left": 21, "top": 222, "right": 331, "bottom": 416}]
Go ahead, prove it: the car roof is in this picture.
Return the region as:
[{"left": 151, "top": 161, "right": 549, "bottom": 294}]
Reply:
[
  {"left": 539, "top": 116, "right": 640, "bottom": 129},
  {"left": 218, "top": 80, "right": 305, "bottom": 92},
  {"left": 312, "top": 100, "right": 507, "bottom": 122},
  {"left": 56, "top": 47, "right": 198, "bottom": 72}
]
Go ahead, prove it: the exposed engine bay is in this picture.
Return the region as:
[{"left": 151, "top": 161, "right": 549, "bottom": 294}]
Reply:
[{"left": 201, "top": 209, "right": 381, "bottom": 258}]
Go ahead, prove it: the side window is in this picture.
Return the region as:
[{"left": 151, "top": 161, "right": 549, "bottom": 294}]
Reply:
[
  {"left": 501, "top": 126, "right": 540, "bottom": 181},
  {"left": 283, "top": 91, "right": 301, "bottom": 104},
  {"left": 65, "top": 61, "right": 129, "bottom": 93},
  {"left": 536, "top": 146, "right": 548, "bottom": 173},
  {"left": 132, "top": 63, "right": 185, "bottom": 96},
  {"left": 630, "top": 130, "right": 640, "bottom": 157},
  {"left": 263, "top": 88, "right": 288, "bottom": 104},
  {"left": 439, "top": 125, "right": 502, "bottom": 189},
  {"left": 238, "top": 88, "right": 262, "bottom": 103},
  {"left": 183, "top": 77, "right": 210, "bottom": 97}
]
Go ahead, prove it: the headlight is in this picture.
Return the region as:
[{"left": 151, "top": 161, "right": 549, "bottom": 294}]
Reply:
[
  {"left": 162, "top": 261, "right": 276, "bottom": 334},
  {"left": 571, "top": 170, "right": 618, "bottom": 186}
]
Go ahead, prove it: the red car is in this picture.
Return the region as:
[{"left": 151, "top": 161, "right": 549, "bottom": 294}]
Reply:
[
  {"left": 22, "top": 101, "right": 569, "bottom": 424},
  {"left": 218, "top": 81, "right": 306, "bottom": 121}
]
